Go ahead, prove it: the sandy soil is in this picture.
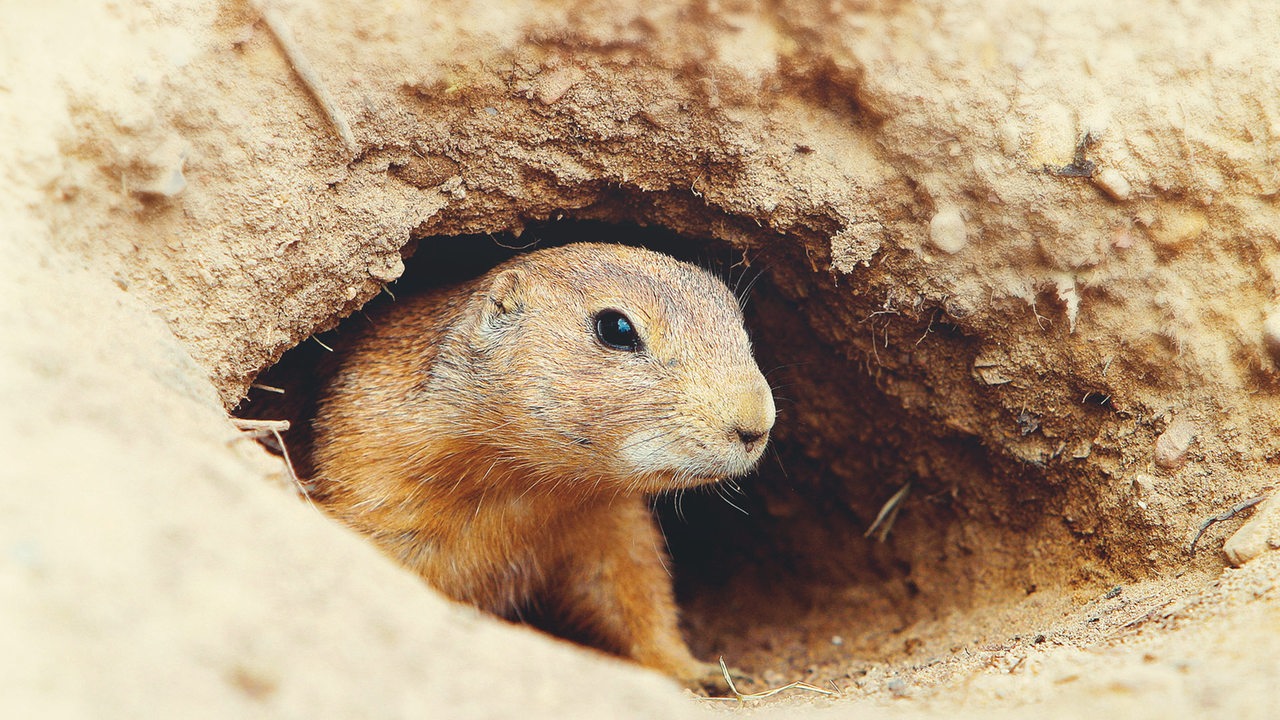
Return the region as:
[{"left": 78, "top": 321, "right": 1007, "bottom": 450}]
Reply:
[{"left": 4, "top": 0, "right": 1280, "bottom": 717}]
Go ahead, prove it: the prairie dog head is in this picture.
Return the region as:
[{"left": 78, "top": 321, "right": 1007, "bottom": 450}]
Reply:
[{"left": 454, "top": 242, "right": 774, "bottom": 494}]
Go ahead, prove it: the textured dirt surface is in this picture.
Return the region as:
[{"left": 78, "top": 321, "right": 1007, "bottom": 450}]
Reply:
[{"left": 5, "top": 0, "right": 1280, "bottom": 717}]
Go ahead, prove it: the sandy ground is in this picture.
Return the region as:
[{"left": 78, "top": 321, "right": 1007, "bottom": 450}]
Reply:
[{"left": 4, "top": 0, "right": 1280, "bottom": 717}]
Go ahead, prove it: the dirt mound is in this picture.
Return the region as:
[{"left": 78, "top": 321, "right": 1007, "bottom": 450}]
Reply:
[{"left": 5, "top": 0, "right": 1280, "bottom": 717}]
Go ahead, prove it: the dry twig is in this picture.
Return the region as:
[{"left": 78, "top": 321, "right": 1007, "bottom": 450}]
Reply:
[
  {"left": 231, "top": 418, "right": 291, "bottom": 433},
  {"left": 231, "top": 417, "right": 316, "bottom": 507},
  {"left": 1188, "top": 494, "right": 1268, "bottom": 555},
  {"left": 253, "top": 0, "right": 357, "bottom": 156}
]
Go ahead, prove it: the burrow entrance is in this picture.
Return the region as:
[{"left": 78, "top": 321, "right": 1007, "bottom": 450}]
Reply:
[{"left": 240, "top": 218, "right": 1153, "bottom": 688}]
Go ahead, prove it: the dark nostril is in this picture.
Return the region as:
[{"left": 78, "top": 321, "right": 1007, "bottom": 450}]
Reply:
[{"left": 736, "top": 428, "right": 766, "bottom": 447}]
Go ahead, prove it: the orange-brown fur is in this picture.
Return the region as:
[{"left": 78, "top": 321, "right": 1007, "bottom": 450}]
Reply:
[{"left": 310, "top": 243, "right": 774, "bottom": 686}]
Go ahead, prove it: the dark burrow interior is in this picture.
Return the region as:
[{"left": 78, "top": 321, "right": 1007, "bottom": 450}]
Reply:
[{"left": 239, "top": 220, "right": 1120, "bottom": 683}]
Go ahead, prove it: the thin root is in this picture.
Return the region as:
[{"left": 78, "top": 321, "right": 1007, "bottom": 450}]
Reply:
[{"left": 1187, "top": 494, "right": 1269, "bottom": 555}]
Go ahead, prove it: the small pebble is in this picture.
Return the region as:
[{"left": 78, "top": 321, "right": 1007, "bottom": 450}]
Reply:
[
  {"left": 886, "top": 677, "right": 909, "bottom": 698},
  {"left": 929, "top": 207, "right": 968, "bottom": 254},
  {"left": 534, "top": 66, "right": 585, "bottom": 105},
  {"left": 1132, "top": 473, "right": 1158, "bottom": 495},
  {"left": 439, "top": 175, "right": 466, "bottom": 199},
  {"left": 137, "top": 165, "right": 187, "bottom": 198},
  {"left": 1224, "top": 498, "right": 1280, "bottom": 567},
  {"left": 129, "top": 136, "right": 189, "bottom": 199},
  {"left": 1151, "top": 208, "right": 1207, "bottom": 248},
  {"left": 1153, "top": 418, "right": 1196, "bottom": 469},
  {"left": 1093, "top": 167, "right": 1132, "bottom": 202},
  {"left": 998, "top": 120, "right": 1022, "bottom": 155},
  {"left": 368, "top": 256, "right": 405, "bottom": 283}
]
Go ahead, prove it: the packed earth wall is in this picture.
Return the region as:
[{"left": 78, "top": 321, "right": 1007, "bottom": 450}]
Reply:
[{"left": 4, "top": 1, "right": 1280, "bottom": 717}]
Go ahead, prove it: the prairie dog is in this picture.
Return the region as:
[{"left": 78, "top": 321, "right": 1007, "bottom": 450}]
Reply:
[{"left": 310, "top": 242, "right": 774, "bottom": 686}]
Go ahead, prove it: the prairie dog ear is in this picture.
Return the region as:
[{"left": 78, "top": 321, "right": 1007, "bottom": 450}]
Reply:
[{"left": 480, "top": 267, "right": 525, "bottom": 328}]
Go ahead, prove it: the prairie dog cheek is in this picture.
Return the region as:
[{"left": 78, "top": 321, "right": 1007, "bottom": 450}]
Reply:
[{"left": 617, "top": 426, "right": 689, "bottom": 478}]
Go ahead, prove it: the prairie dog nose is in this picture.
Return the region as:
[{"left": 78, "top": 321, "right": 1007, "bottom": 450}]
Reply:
[{"left": 731, "top": 376, "right": 776, "bottom": 452}]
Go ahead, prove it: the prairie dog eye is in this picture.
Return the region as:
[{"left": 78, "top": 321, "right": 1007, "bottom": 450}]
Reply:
[{"left": 593, "top": 310, "right": 642, "bottom": 352}]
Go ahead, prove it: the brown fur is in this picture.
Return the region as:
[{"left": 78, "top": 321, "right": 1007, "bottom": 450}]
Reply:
[{"left": 310, "top": 243, "right": 774, "bottom": 686}]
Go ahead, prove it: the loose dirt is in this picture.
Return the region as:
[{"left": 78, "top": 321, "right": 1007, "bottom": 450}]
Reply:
[{"left": 5, "top": 1, "right": 1280, "bottom": 718}]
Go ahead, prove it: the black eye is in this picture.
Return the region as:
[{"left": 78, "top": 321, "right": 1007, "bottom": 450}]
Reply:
[{"left": 593, "top": 310, "right": 642, "bottom": 352}]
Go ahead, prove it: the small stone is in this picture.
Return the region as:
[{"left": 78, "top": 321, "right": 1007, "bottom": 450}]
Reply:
[
  {"left": 929, "top": 207, "right": 968, "bottom": 254},
  {"left": 137, "top": 165, "right": 187, "bottom": 198},
  {"left": 534, "top": 66, "right": 586, "bottom": 105},
  {"left": 1151, "top": 208, "right": 1207, "bottom": 249},
  {"left": 1093, "top": 167, "right": 1132, "bottom": 202},
  {"left": 1132, "top": 473, "right": 1158, "bottom": 495},
  {"left": 1153, "top": 417, "right": 1196, "bottom": 469},
  {"left": 998, "top": 120, "right": 1023, "bottom": 155},
  {"left": 1030, "top": 102, "right": 1076, "bottom": 167},
  {"left": 369, "top": 256, "right": 405, "bottom": 283},
  {"left": 886, "top": 677, "right": 909, "bottom": 698},
  {"left": 1224, "top": 498, "right": 1280, "bottom": 567},
  {"left": 972, "top": 353, "right": 1013, "bottom": 385},
  {"left": 439, "top": 175, "right": 466, "bottom": 199},
  {"left": 129, "top": 135, "right": 189, "bottom": 199}
]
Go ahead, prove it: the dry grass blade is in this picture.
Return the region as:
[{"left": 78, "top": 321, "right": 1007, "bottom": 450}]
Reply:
[
  {"left": 270, "top": 425, "right": 316, "bottom": 508},
  {"left": 701, "top": 657, "right": 839, "bottom": 704},
  {"left": 231, "top": 418, "right": 291, "bottom": 432},
  {"left": 865, "top": 481, "right": 912, "bottom": 543}
]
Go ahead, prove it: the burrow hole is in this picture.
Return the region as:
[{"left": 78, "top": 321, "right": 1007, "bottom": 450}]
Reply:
[{"left": 241, "top": 220, "right": 1101, "bottom": 685}]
